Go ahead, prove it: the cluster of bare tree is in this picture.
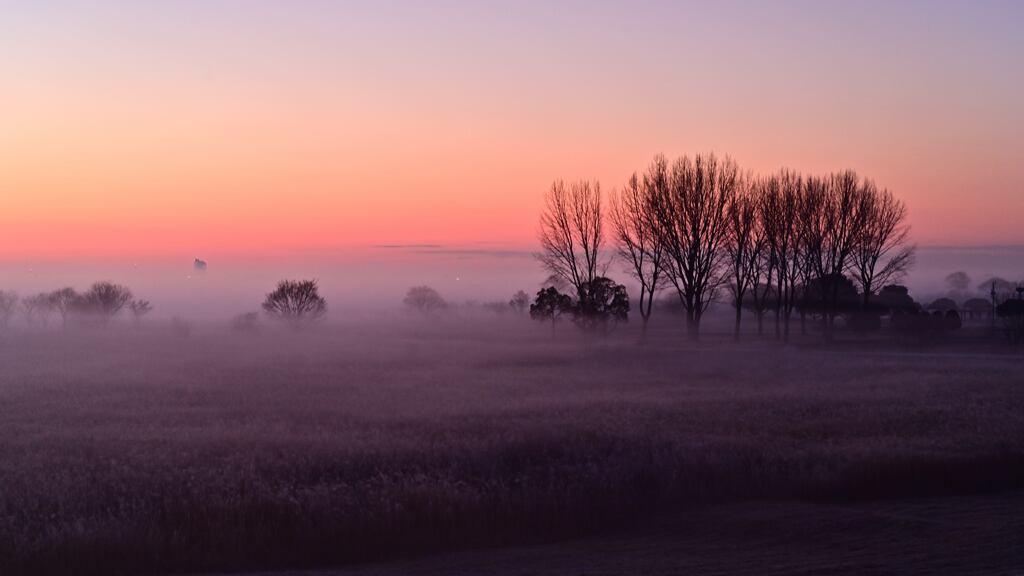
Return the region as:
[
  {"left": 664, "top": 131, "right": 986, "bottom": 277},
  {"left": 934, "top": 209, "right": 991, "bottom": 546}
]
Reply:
[
  {"left": 0, "top": 282, "right": 149, "bottom": 330},
  {"left": 539, "top": 153, "right": 915, "bottom": 340}
]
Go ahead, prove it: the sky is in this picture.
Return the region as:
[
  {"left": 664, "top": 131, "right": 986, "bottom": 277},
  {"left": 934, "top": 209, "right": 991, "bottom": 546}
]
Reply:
[{"left": 1, "top": 0, "right": 1022, "bottom": 311}]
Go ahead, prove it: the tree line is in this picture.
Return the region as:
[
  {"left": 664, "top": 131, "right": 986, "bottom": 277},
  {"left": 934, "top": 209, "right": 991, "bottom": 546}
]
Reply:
[
  {"left": 0, "top": 282, "right": 150, "bottom": 329},
  {"left": 537, "top": 152, "right": 915, "bottom": 340}
]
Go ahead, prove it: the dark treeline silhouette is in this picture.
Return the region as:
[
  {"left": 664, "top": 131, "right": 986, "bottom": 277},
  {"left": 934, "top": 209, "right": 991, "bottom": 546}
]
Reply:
[
  {"left": 538, "top": 152, "right": 917, "bottom": 342},
  {"left": 0, "top": 282, "right": 143, "bottom": 330}
]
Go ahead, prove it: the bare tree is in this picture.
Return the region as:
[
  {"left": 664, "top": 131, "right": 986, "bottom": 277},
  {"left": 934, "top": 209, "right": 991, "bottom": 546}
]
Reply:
[
  {"left": 609, "top": 157, "right": 668, "bottom": 340},
  {"left": 129, "top": 299, "right": 153, "bottom": 328},
  {"left": 759, "top": 170, "right": 803, "bottom": 340},
  {"left": 22, "top": 293, "right": 55, "bottom": 327},
  {"left": 0, "top": 291, "right": 17, "bottom": 329},
  {"left": 49, "top": 288, "right": 78, "bottom": 329},
  {"left": 815, "top": 171, "right": 872, "bottom": 333},
  {"left": 724, "top": 176, "right": 763, "bottom": 340},
  {"left": 851, "top": 187, "right": 915, "bottom": 308},
  {"left": 509, "top": 290, "right": 530, "bottom": 315},
  {"left": 649, "top": 153, "right": 739, "bottom": 339},
  {"left": 262, "top": 279, "right": 327, "bottom": 325},
  {"left": 81, "top": 282, "right": 133, "bottom": 326},
  {"left": 403, "top": 286, "right": 447, "bottom": 315},
  {"left": 537, "top": 179, "right": 604, "bottom": 301}
]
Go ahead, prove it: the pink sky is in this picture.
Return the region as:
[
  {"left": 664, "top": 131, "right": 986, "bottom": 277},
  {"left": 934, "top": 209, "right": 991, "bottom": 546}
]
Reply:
[{"left": 2, "top": 0, "right": 1022, "bottom": 261}]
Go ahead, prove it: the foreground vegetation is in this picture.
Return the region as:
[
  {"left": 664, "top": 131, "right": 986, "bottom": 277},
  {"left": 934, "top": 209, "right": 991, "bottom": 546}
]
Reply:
[{"left": 0, "top": 317, "right": 1022, "bottom": 575}]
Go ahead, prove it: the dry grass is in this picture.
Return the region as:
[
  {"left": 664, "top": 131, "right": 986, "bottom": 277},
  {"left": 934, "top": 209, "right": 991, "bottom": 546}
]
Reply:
[{"left": 0, "top": 317, "right": 1022, "bottom": 575}]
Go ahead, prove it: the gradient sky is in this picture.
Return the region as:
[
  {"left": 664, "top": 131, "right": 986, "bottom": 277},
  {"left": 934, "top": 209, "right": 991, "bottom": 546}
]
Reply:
[{"left": 2, "top": 0, "right": 1022, "bottom": 261}]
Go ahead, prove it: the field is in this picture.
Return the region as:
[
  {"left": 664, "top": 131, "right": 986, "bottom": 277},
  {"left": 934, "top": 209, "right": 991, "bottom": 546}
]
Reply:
[{"left": 1, "top": 316, "right": 1022, "bottom": 575}]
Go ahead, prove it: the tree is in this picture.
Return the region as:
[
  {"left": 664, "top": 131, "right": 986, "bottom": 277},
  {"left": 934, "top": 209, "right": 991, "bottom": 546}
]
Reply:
[
  {"left": 529, "top": 287, "right": 573, "bottom": 337},
  {"left": 799, "top": 274, "right": 860, "bottom": 318},
  {"left": 49, "top": 287, "right": 78, "bottom": 329},
  {"left": 403, "top": 285, "right": 447, "bottom": 315},
  {"left": 262, "top": 279, "right": 327, "bottom": 325},
  {"left": 758, "top": 170, "right": 803, "bottom": 340},
  {"left": 610, "top": 157, "right": 669, "bottom": 340},
  {"left": 927, "top": 297, "right": 958, "bottom": 312},
  {"left": 81, "top": 282, "right": 133, "bottom": 326},
  {"left": 0, "top": 291, "right": 17, "bottom": 329},
  {"left": 804, "top": 171, "right": 872, "bottom": 336},
  {"left": 572, "top": 277, "right": 629, "bottom": 333},
  {"left": 876, "top": 285, "right": 918, "bottom": 314},
  {"left": 649, "top": 153, "right": 739, "bottom": 339},
  {"left": 724, "top": 178, "right": 763, "bottom": 340},
  {"left": 945, "top": 271, "right": 971, "bottom": 294},
  {"left": 509, "top": 290, "right": 530, "bottom": 315},
  {"left": 22, "top": 293, "right": 55, "bottom": 327},
  {"left": 978, "top": 277, "right": 1015, "bottom": 302},
  {"left": 537, "top": 179, "right": 604, "bottom": 301},
  {"left": 851, "top": 186, "right": 915, "bottom": 309},
  {"left": 129, "top": 300, "right": 153, "bottom": 328}
]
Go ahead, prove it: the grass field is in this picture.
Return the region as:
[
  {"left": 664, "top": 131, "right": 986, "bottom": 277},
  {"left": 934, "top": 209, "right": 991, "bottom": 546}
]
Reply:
[{"left": 1, "top": 316, "right": 1022, "bottom": 575}]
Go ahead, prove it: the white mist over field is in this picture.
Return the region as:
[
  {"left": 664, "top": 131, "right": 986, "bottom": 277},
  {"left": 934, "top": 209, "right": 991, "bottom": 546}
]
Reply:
[{"left": 0, "top": 245, "right": 1021, "bottom": 320}]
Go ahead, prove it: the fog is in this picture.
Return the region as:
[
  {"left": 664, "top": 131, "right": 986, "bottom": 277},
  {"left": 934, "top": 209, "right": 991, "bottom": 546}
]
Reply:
[
  {"left": 1, "top": 309, "right": 1022, "bottom": 575},
  {"left": 1, "top": 244, "right": 1021, "bottom": 321}
]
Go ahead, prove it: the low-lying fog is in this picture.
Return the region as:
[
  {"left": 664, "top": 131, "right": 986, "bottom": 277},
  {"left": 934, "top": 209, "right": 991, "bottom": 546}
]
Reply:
[{"left": 1, "top": 244, "right": 1021, "bottom": 320}]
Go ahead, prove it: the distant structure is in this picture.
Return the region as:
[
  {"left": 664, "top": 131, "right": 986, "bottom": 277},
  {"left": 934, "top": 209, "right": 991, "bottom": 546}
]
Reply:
[{"left": 193, "top": 258, "right": 208, "bottom": 272}]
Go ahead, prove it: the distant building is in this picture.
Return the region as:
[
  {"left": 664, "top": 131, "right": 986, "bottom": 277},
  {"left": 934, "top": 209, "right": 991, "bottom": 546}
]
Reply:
[{"left": 194, "top": 258, "right": 208, "bottom": 272}]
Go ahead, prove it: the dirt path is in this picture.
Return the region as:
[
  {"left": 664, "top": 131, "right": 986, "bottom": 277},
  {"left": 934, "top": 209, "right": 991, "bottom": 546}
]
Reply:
[{"left": 235, "top": 492, "right": 1024, "bottom": 576}]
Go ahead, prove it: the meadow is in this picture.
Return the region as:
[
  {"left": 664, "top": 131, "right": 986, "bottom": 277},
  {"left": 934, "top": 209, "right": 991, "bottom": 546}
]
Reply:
[{"left": 0, "top": 315, "right": 1022, "bottom": 575}]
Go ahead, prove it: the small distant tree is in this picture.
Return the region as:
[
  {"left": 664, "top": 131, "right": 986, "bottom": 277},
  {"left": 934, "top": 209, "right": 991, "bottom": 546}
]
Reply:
[
  {"left": 0, "top": 291, "right": 18, "bottom": 329},
  {"left": 573, "top": 277, "right": 630, "bottom": 334},
  {"left": 978, "top": 277, "right": 1016, "bottom": 302},
  {"left": 129, "top": 299, "right": 153, "bottom": 328},
  {"left": 230, "top": 312, "right": 262, "bottom": 333},
  {"left": 928, "top": 297, "right": 958, "bottom": 313},
  {"left": 530, "top": 287, "right": 573, "bottom": 337},
  {"left": 22, "top": 293, "right": 55, "bottom": 327},
  {"left": 81, "top": 282, "right": 133, "bottom": 326},
  {"left": 49, "top": 287, "right": 78, "bottom": 329},
  {"left": 509, "top": 290, "right": 530, "bottom": 315},
  {"left": 403, "top": 286, "right": 447, "bottom": 315},
  {"left": 945, "top": 271, "right": 971, "bottom": 296},
  {"left": 262, "top": 279, "right": 327, "bottom": 325}
]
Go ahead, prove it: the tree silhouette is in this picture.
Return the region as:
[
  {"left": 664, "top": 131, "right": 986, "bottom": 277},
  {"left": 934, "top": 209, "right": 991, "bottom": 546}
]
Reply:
[
  {"left": 81, "top": 282, "right": 133, "bottom": 326},
  {"left": 22, "top": 293, "right": 55, "bottom": 327},
  {"left": 572, "top": 277, "right": 629, "bottom": 333},
  {"left": 262, "top": 279, "right": 327, "bottom": 325},
  {"left": 529, "top": 287, "right": 573, "bottom": 337},
  {"left": 852, "top": 186, "right": 914, "bottom": 309},
  {"left": 129, "top": 300, "right": 153, "bottom": 328},
  {"left": 0, "top": 291, "right": 17, "bottom": 329},
  {"left": 509, "top": 290, "right": 530, "bottom": 315},
  {"left": 724, "top": 179, "right": 764, "bottom": 340},
  {"left": 945, "top": 271, "right": 971, "bottom": 294},
  {"left": 403, "top": 286, "right": 447, "bottom": 315},
  {"left": 537, "top": 179, "right": 604, "bottom": 301},
  {"left": 49, "top": 287, "right": 78, "bottom": 329},
  {"left": 610, "top": 158, "right": 668, "bottom": 340},
  {"left": 759, "top": 170, "right": 803, "bottom": 340},
  {"left": 649, "top": 153, "right": 738, "bottom": 339}
]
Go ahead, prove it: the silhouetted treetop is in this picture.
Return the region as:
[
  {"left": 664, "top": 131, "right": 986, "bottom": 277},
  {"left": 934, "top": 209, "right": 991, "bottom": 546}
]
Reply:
[
  {"left": 403, "top": 286, "right": 447, "bottom": 315},
  {"left": 262, "top": 279, "right": 327, "bottom": 323}
]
